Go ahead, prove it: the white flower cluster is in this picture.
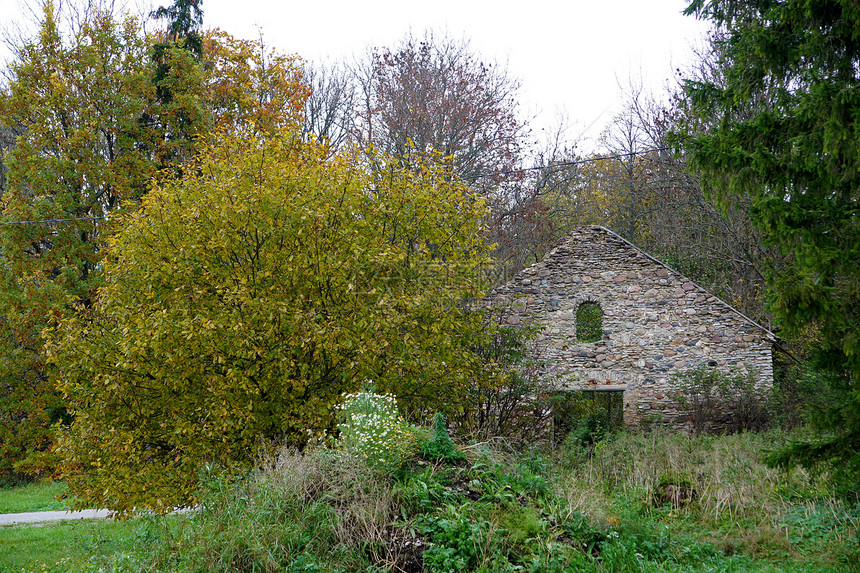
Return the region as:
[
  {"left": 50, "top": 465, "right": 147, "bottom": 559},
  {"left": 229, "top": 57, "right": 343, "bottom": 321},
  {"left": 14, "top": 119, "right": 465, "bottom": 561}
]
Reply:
[
  {"left": 336, "top": 388, "right": 415, "bottom": 472},
  {"left": 335, "top": 390, "right": 399, "bottom": 412}
]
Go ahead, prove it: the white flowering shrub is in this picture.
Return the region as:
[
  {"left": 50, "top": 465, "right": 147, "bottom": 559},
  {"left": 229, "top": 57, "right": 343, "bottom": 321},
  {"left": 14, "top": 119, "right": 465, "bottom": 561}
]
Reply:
[{"left": 335, "top": 390, "right": 416, "bottom": 472}]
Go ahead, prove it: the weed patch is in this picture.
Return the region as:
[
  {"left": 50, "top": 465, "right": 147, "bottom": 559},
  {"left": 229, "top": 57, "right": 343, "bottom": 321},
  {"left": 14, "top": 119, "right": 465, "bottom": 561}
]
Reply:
[{"left": 6, "top": 426, "right": 857, "bottom": 572}]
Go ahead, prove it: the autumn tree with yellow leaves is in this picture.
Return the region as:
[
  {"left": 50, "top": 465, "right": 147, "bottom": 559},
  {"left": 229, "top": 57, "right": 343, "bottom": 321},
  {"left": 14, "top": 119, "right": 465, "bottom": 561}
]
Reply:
[
  {"left": 46, "top": 129, "right": 495, "bottom": 513},
  {"left": 0, "top": 0, "right": 306, "bottom": 482},
  {"left": 0, "top": 3, "right": 159, "bottom": 480}
]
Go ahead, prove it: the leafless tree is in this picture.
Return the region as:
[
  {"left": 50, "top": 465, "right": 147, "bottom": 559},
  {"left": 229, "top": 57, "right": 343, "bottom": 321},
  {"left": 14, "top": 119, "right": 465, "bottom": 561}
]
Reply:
[
  {"left": 353, "top": 31, "right": 527, "bottom": 185},
  {"left": 301, "top": 60, "right": 355, "bottom": 150},
  {"left": 485, "top": 119, "right": 586, "bottom": 282},
  {"left": 341, "top": 31, "right": 545, "bottom": 284},
  {"left": 603, "top": 72, "right": 779, "bottom": 326}
]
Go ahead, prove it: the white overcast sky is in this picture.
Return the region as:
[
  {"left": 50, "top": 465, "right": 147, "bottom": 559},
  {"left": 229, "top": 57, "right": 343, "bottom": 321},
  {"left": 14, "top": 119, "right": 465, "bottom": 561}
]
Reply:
[{"left": 1, "top": 0, "right": 711, "bottom": 150}]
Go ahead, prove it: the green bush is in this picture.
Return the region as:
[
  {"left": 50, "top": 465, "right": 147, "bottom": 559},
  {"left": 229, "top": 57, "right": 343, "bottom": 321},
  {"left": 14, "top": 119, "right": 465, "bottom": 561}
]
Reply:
[
  {"left": 418, "top": 511, "right": 498, "bottom": 573},
  {"left": 452, "top": 317, "right": 555, "bottom": 445},
  {"left": 419, "top": 413, "right": 466, "bottom": 464},
  {"left": 673, "top": 363, "right": 769, "bottom": 434}
]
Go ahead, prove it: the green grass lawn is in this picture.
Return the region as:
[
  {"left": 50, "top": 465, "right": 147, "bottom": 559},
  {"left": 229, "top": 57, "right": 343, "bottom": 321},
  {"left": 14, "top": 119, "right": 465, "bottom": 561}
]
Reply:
[
  {"left": 0, "top": 518, "right": 139, "bottom": 573},
  {"left": 0, "top": 480, "right": 72, "bottom": 514}
]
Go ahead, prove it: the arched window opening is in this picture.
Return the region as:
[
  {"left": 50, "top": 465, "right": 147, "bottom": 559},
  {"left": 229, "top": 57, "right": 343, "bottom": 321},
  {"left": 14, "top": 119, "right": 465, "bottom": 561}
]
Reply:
[{"left": 576, "top": 302, "right": 603, "bottom": 343}]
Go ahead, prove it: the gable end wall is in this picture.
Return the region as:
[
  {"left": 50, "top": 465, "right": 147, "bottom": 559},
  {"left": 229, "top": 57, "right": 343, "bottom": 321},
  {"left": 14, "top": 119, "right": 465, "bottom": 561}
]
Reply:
[{"left": 488, "top": 227, "right": 774, "bottom": 426}]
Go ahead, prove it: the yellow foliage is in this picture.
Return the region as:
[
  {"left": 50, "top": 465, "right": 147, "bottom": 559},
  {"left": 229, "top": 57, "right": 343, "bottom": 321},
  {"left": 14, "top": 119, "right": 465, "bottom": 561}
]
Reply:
[
  {"left": 201, "top": 30, "right": 309, "bottom": 136},
  {"left": 47, "top": 129, "right": 494, "bottom": 513}
]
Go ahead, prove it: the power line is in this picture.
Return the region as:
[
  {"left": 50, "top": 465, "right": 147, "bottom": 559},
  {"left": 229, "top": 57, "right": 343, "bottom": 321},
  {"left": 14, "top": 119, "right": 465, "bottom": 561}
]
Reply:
[
  {"left": 471, "top": 146, "right": 671, "bottom": 180},
  {"left": 0, "top": 216, "right": 105, "bottom": 226},
  {"left": 0, "top": 147, "right": 672, "bottom": 226}
]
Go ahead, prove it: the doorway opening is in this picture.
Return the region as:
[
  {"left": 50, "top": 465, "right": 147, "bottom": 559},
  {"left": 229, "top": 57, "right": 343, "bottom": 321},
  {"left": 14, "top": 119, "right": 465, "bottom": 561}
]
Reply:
[{"left": 551, "top": 388, "right": 624, "bottom": 446}]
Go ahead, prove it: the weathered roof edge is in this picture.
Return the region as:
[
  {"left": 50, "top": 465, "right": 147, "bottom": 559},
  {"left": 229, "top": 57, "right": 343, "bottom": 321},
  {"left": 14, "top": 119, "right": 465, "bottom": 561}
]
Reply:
[{"left": 583, "top": 225, "right": 778, "bottom": 342}]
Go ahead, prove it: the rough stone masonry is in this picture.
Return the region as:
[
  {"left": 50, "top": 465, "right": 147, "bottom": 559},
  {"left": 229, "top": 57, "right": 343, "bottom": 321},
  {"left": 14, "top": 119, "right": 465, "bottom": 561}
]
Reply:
[{"left": 487, "top": 226, "right": 776, "bottom": 426}]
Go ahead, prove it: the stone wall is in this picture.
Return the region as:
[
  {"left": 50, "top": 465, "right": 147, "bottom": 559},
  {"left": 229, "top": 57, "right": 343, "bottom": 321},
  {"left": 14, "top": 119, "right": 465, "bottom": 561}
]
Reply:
[{"left": 487, "top": 226, "right": 775, "bottom": 427}]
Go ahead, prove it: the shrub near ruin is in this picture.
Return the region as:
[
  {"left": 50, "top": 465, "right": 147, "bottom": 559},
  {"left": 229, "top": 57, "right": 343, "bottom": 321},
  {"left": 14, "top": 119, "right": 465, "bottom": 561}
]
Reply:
[{"left": 672, "top": 363, "right": 769, "bottom": 433}]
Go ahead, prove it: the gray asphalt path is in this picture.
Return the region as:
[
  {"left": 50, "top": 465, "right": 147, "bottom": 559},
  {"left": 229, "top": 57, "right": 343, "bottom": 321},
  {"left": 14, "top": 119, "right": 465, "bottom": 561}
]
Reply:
[{"left": 0, "top": 509, "right": 112, "bottom": 525}]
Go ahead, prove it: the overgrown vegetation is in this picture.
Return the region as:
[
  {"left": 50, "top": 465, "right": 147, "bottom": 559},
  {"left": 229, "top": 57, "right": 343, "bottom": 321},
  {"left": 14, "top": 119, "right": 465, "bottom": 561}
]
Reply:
[
  {"left": 449, "top": 316, "right": 555, "bottom": 445},
  {"left": 45, "top": 129, "right": 497, "bottom": 514},
  {"left": 5, "top": 408, "right": 857, "bottom": 573},
  {"left": 672, "top": 364, "right": 770, "bottom": 435}
]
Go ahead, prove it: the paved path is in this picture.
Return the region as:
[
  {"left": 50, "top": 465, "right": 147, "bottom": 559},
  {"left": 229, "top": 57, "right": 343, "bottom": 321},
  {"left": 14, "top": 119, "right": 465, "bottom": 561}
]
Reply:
[{"left": 0, "top": 509, "right": 112, "bottom": 526}]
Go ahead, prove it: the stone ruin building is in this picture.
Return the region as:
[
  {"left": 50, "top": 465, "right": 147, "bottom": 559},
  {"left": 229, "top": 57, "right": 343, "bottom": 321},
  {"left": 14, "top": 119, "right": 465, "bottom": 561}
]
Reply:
[{"left": 487, "top": 226, "right": 776, "bottom": 427}]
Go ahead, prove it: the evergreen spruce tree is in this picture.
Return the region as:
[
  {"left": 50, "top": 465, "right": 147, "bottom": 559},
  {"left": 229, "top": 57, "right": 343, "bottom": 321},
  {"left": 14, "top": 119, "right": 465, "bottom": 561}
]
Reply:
[
  {"left": 146, "top": 0, "right": 208, "bottom": 167},
  {"left": 675, "top": 0, "right": 860, "bottom": 494}
]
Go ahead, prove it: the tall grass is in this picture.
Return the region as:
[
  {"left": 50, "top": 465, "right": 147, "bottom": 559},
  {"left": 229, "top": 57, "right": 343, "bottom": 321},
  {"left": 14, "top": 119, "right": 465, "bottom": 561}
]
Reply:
[
  {"left": 119, "top": 449, "right": 402, "bottom": 572},
  {"left": 554, "top": 428, "right": 858, "bottom": 566},
  {"left": 6, "top": 427, "right": 857, "bottom": 572}
]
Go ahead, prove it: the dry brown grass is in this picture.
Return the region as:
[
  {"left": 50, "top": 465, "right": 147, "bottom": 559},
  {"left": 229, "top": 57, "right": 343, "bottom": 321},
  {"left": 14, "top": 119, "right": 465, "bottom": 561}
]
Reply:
[
  {"left": 552, "top": 428, "right": 860, "bottom": 567},
  {"left": 257, "top": 447, "right": 398, "bottom": 551},
  {"left": 555, "top": 429, "right": 821, "bottom": 520}
]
